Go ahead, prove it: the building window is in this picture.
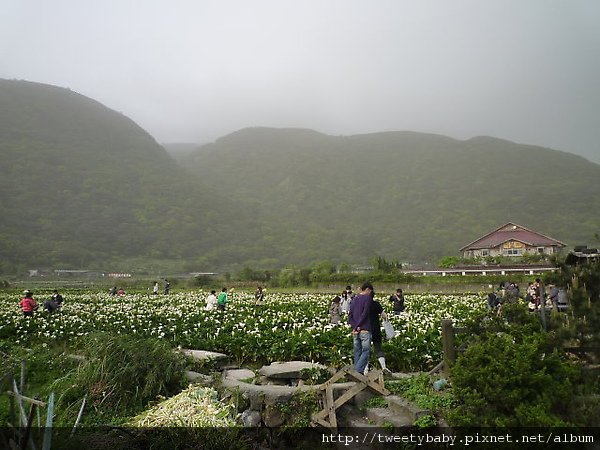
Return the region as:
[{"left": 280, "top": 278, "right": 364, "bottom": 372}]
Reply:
[
  {"left": 506, "top": 249, "right": 521, "bottom": 256},
  {"left": 537, "top": 247, "right": 545, "bottom": 254},
  {"left": 481, "top": 249, "right": 489, "bottom": 257}
]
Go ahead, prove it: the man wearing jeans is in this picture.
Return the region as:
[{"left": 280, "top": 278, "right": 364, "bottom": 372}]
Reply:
[{"left": 348, "top": 282, "right": 374, "bottom": 374}]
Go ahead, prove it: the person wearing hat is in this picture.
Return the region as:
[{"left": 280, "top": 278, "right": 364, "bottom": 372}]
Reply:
[{"left": 19, "top": 290, "right": 38, "bottom": 317}]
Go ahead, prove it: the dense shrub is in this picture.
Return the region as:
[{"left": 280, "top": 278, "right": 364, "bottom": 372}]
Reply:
[{"left": 447, "top": 304, "right": 580, "bottom": 427}]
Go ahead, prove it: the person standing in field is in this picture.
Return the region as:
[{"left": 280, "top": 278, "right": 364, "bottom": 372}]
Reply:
[
  {"left": 329, "top": 295, "right": 342, "bottom": 324},
  {"left": 340, "top": 286, "right": 353, "bottom": 315},
  {"left": 217, "top": 287, "right": 228, "bottom": 311},
  {"left": 254, "top": 286, "right": 265, "bottom": 306},
  {"left": 370, "top": 295, "right": 392, "bottom": 374},
  {"left": 19, "top": 290, "right": 37, "bottom": 317},
  {"left": 163, "top": 280, "right": 171, "bottom": 295},
  {"left": 152, "top": 281, "right": 159, "bottom": 296},
  {"left": 205, "top": 290, "right": 218, "bottom": 310},
  {"left": 348, "top": 282, "right": 374, "bottom": 375},
  {"left": 389, "top": 288, "right": 405, "bottom": 315}
]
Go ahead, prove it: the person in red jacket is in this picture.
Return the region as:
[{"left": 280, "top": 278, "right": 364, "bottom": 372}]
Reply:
[{"left": 19, "top": 290, "right": 37, "bottom": 317}]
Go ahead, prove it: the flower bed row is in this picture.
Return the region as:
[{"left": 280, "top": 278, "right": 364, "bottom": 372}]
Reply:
[{"left": 0, "top": 291, "right": 485, "bottom": 371}]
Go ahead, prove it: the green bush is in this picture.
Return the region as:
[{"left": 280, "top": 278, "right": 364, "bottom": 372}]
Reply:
[{"left": 447, "top": 310, "right": 580, "bottom": 427}]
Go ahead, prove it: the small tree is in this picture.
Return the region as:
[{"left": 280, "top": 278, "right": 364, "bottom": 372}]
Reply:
[{"left": 371, "top": 255, "right": 401, "bottom": 273}]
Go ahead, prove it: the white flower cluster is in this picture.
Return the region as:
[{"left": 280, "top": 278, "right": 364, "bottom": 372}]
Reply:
[{"left": 0, "top": 291, "right": 484, "bottom": 369}]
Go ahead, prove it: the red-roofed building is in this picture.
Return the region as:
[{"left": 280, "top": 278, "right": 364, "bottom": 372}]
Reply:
[{"left": 460, "top": 222, "right": 566, "bottom": 258}]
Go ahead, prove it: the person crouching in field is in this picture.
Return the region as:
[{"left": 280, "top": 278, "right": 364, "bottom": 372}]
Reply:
[
  {"left": 44, "top": 289, "right": 64, "bottom": 313},
  {"left": 19, "top": 290, "right": 38, "bottom": 317}
]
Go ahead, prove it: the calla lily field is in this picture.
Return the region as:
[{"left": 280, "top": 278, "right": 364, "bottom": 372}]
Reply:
[{"left": 1, "top": 290, "right": 485, "bottom": 370}]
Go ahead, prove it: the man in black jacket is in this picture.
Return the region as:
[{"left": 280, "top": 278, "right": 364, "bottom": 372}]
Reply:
[{"left": 389, "top": 288, "right": 405, "bottom": 315}]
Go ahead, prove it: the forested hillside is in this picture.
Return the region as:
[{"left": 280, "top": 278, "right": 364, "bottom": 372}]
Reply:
[
  {"left": 0, "top": 80, "right": 259, "bottom": 273},
  {"left": 182, "top": 127, "right": 600, "bottom": 264},
  {"left": 1, "top": 80, "right": 598, "bottom": 274}
]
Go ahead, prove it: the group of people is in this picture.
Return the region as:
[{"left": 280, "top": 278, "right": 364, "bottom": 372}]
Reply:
[
  {"left": 109, "top": 286, "right": 126, "bottom": 296},
  {"left": 204, "top": 288, "right": 229, "bottom": 311},
  {"left": 152, "top": 280, "right": 171, "bottom": 295},
  {"left": 329, "top": 284, "right": 406, "bottom": 375},
  {"left": 18, "top": 289, "right": 64, "bottom": 316},
  {"left": 204, "top": 286, "right": 265, "bottom": 311},
  {"left": 488, "top": 279, "right": 568, "bottom": 312},
  {"left": 329, "top": 285, "right": 405, "bottom": 324}
]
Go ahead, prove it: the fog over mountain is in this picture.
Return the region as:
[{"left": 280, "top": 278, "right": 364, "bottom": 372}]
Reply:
[
  {"left": 3, "top": 79, "right": 598, "bottom": 273},
  {"left": 2, "top": 1, "right": 599, "bottom": 163}
]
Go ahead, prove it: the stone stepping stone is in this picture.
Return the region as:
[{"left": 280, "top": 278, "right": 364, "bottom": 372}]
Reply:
[
  {"left": 386, "top": 395, "right": 431, "bottom": 421},
  {"left": 179, "top": 349, "right": 230, "bottom": 369},
  {"left": 184, "top": 370, "right": 213, "bottom": 384},
  {"left": 258, "top": 361, "right": 327, "bottom": 379},
  {"left": 225, "top": 368, "right": 255, "bottom": 381},
  {"left": 366, "top": 407, "right": 413, "bottom": 428}
]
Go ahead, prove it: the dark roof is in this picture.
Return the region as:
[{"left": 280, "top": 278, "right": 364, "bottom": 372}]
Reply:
[{"left": 460, "top": 222, "right": 566, "bottom": 251}]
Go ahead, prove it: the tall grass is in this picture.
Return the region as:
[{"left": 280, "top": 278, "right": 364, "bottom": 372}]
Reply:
[{"left": 56, "top": 333, "right": 186, "bottom": 423}]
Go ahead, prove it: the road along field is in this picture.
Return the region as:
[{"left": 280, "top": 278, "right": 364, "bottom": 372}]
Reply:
[{"left": 0, "top": 291, "right": 485, "bottom": 371}]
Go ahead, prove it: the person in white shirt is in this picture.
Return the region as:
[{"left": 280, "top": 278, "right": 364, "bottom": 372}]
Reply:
[{"left": 205, "top": 290, "right": 218, "bottom": 310}]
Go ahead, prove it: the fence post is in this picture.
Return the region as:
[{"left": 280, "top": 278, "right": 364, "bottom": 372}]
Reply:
[
  {"left": 20, "top": 359, "right": 26, "bottom": 396},
  {"left": 442, "top": 319, "right": 456, "bottom": 375}
]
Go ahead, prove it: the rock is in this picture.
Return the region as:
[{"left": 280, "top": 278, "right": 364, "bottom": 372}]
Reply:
[
  {"left": 185, "top": 371, "right": 212, "bottom": 384},
  {"left": 225, "top": 369, "right": 255, "bottom": 381},
  {"left": 258, "top": 361, "right": 327, "bottom": 379},
  {"left": 241, "top": 409, "right": 262, "bottom": 427},
  {"left": 366, "top": 407, "right": 413, "bottom": 428},
  {"left": 222, "top": 375, "right": 317, "bottom": 404},
  {"left": 263, "top": 403, "right": 285, "bottom": 427},
  {"left": 243, "top": 391, "right": 265, "bottom": 411},
  {"left": 179, "top": 349, "right": 229, "bottom": 369},
  {"left": 386, "top": 395, "right": 431, "bottom": 421}
]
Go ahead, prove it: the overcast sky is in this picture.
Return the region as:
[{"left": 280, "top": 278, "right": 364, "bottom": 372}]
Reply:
[{"left": 1, "top": 1, "right": 599, "bottom": 162}]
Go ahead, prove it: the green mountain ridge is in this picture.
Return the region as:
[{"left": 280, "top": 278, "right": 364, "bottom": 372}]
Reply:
[
  {"left": 1, "top": 80, "right": 598, "bottom": 273},
  {"left": 0, "top": 79, "right": 260, "bottom": 273},
  {"left": 181, "top": 127, "right": 600, "bottom": 265}
]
